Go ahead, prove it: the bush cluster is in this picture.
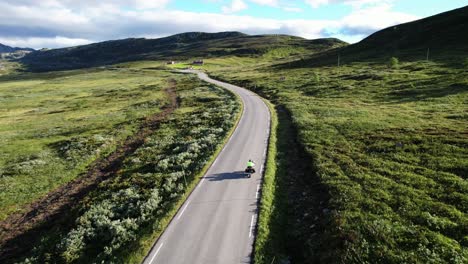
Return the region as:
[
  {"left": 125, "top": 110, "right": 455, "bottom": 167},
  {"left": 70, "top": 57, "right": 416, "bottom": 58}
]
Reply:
[
  {"left": 57, "top": 135, "right": 115, "bottom": 166},
  {"left": 59, "top": 187, "right": 161, "bottom": 262},
  {"left": 22, "top": 83, "right": 240, "bottom": 263},
  {"left": 1, "top": 153, "right": 48, "bottom": 177}
]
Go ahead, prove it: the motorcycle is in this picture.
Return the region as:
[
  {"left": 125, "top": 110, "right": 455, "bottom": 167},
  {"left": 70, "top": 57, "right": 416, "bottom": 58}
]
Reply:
[{"left": 245, "top": 166, "right": 255, "bottom": 178}]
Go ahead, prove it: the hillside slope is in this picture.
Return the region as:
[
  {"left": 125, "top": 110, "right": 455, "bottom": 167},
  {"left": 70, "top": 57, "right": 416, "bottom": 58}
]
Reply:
[
  {"left": 292, "top": 5, "right": 468, "bottom": 67},
  {"left": 201, "top": 6, "right": 468, "bottom": 264},
  {"left": 358, "top": 5, "right": 468, "bottom": 51},
  {"left": 20, "top": 32, "right": 346, "bottom": 71}
]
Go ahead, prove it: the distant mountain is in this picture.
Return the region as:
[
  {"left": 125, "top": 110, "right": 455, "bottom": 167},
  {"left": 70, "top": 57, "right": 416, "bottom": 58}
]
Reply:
[
  {"left": 20, "top": 31, "right": 346, "bottom": 71},
  {"left": 0, "top": 43, "right": 35, "bottom": 60},
  {"left": 0, "top": 43, "right": 34, "bottom": 53}
]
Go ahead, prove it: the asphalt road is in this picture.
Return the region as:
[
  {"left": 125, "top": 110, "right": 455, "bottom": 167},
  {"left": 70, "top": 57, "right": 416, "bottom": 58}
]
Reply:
[{"left": 142, "top": 70, "right": 271, "bottom": 264}]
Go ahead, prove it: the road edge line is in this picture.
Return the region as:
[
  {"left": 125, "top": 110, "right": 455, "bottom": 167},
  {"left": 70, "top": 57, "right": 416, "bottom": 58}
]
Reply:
[{"left": 136, "top": 71, "right": 245, "bottom": 264}]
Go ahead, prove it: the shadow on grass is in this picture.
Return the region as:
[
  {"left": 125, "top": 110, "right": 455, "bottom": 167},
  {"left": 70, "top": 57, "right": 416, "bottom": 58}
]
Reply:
[
  {"left": 384, "top": 82, "right": 468, "bottom": 103},
  {"left": 255, "top": 106, "right": 338, "bottom": 264}
]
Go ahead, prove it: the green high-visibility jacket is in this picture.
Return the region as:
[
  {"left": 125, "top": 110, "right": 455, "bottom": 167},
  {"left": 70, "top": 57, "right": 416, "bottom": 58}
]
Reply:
[{"left": 247, "top": 161, "right": 255, "bottom": 167}]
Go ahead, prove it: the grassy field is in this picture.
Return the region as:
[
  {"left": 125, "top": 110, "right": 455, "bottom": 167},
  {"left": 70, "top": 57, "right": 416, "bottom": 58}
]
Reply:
[
  {"left": 2, "top": 7, "right": 467, "bottom": 262},
  {"left": 0, "top": 65, "right": 175, "bottom": 221},
  {"left": 254, "top": 100, "right": 290, "bottom": 264},
  {"left": 166, "top": 62, "right": 204, "bottom": 70},
  {"left": 0, "top": 61, "right": 22, "bottom": 76},
  {"left": 205, "top": 55, "right": 468, "bottom": 263},
  {"left": 0, "top": 62, "right": 241, "bottom": 263}
]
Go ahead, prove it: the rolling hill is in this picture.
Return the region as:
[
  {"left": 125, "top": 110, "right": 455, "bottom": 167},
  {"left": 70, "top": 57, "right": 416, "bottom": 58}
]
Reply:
[
  {"left": 1, "top": 4, "right": 466, "bottom": 264},
  {"left": 0, "top": 44, "right": 34, "bottom": 60},
  {"left": 201, "top": 5, "right": 468, "bottom": 264},
  {"left": 20, "top": 32, "right": 346, "bottom": 71},
  {"left": 288, "top": 5, "right": 468, "bottom": 67}
]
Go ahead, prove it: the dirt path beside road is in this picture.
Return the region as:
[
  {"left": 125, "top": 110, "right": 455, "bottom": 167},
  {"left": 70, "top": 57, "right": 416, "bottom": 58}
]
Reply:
[{"left": 0, "top": 81, "right": 178, "bottom": 262}]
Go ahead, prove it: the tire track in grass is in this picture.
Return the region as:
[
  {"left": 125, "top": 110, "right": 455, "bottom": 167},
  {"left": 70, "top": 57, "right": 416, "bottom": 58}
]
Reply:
[{"left": 0, "top": 81, "right": 179, "bottom": 262}]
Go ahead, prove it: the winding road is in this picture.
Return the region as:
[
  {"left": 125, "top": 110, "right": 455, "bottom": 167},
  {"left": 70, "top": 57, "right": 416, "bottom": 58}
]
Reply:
[{"left": 142, "top": 71, "right": 271, "bottom": 264}]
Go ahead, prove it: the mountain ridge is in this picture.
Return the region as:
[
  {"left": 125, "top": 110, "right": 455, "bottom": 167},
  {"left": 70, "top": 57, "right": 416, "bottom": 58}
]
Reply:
[{"left": 20, "top": 32, "right": 345, "bottom": 71}]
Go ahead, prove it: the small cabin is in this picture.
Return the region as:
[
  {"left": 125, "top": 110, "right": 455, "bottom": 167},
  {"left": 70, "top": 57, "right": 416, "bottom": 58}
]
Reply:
[{"left": 167, "top": 61, "right": 176, "bottom": 65}]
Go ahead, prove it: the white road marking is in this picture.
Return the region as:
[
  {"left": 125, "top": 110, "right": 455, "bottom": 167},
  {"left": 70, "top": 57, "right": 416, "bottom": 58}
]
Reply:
[
  {"left": 198, "top": 178, "right": 205, "bottom": 188},
  {"left": 178, "top": 70, "right": 271, "bottom": 258},
  {"left": 263, "top": 149, "right": 266, "bottom": 157},
  {"left": 249, "top": 215, "right": 255, "bottom": 238},
  {"left": 178, "top": 201, "right": 191, "bottom": 220},
  {"left": 149, "top": 243, "right": 164, "bottom": 264},
  {"left": 260, "top": 165, "right": 264, "bottom": 173}
]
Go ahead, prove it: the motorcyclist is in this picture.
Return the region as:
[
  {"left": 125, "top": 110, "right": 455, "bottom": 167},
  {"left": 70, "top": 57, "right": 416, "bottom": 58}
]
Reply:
[{"left": 246, "top": 159, "right": 255, "bottom": 173}]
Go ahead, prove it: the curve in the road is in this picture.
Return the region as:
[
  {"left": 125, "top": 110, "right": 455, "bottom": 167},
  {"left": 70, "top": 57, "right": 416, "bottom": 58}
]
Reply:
[{"left": 142, "top": 70, "right": 271, "bottom": 264}]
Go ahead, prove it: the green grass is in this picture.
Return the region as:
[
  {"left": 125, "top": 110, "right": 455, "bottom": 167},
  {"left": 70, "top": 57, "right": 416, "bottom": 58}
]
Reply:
[
  {"left": 167, "top": 62, "right": 204, "bottom": 70},
  {"left": 254, "top": 99, "right": 289, "bottom": 264},
  {"left": 262, "top": 47, "right": 308, "bottom": 59},
  {"left": 121, "top": 73, "right": 244, "bottom": 263},
  {"left": 4, "top": 65, "right": 242, "bottom": 263},
  {"left": 0, "top": 61, "right": 22, "bottom": 76},
  {"left": 0, "top": 66, "right": 173, "bottom": 221},
  {"left": 3, "top": 9, "right": 467, "bottom": 261},
  {"left": 205, "top": 56, "right": 468, "bottom": 263}
]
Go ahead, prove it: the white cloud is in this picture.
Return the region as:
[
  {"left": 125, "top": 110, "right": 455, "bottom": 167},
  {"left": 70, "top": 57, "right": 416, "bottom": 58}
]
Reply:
[
  {"left": 249, "top": 0, "right": 279, "bottom": 7},
  {"left": 0, "top": 36, "right": 92, "bottom": 49},
  {"left": 222, "top": 0, "right": 248, "bottom": 13},
  {"left": 0, "top": 2, "right": 90, "bottom": 27},
  {"left": 346, "top": 0, "right": 393, "bottom": 8},
  {"left": 305, "top": 0, "right": 392, "bottom": 8},
  {"left": 133, "top": 0, "right": 171, "bottom": 9},
  {"left": 1, "top": 0, "right": 171, "bottom": 12},
  {"left": 304, "top": 0, "right": 330, "bottom": 8},
  {"left": 339, "top": 3, "right": 418, "bottom": 33},
  {"left": 0, "top": 0, "right": 420, "bottom": 49}
]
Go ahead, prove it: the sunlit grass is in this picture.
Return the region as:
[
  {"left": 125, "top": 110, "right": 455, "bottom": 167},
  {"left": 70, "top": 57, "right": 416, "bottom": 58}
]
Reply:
[
  {"left": 13, "top": 70, "right": 242, "bottom": 263},
  {"left": 208, "top": 57, "right": 468, "bottom": 263},
  {"left": 0, "top": 66, "right": 171, "bottom": 220}
]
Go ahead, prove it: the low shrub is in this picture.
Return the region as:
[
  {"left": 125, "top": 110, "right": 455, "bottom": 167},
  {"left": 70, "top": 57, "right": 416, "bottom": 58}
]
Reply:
[
  {"left": 19, "top": 78, "right": 241, "bottom": 263},
  {"left": 389, "top": 57, "right": 400, "bottom": 69}
]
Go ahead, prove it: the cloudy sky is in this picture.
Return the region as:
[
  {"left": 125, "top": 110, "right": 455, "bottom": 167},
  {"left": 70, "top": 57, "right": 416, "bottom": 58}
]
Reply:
[{"left": 0, "top": 0, "right": 467, "bottom": 49}]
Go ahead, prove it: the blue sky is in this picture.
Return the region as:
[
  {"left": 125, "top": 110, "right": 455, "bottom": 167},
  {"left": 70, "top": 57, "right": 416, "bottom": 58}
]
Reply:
[
  {"left": 168, "top": 0, "right": 468, "bottom": 20},
  {"left": 0, "top": 0, "right": 466, "bottom": 49}
]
